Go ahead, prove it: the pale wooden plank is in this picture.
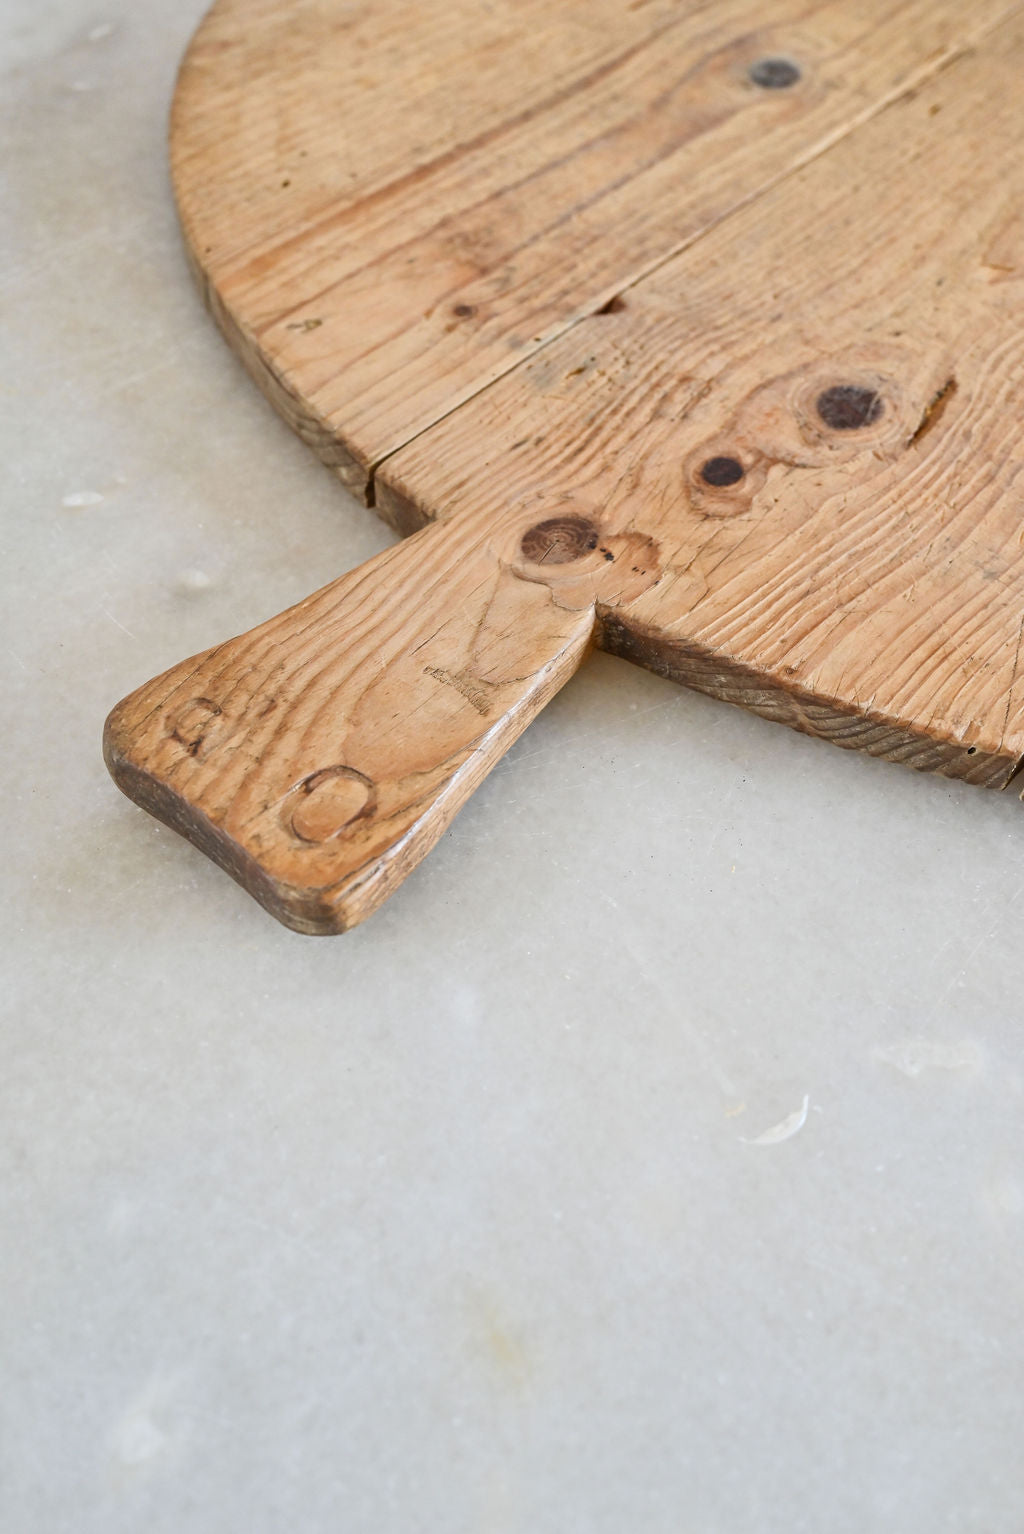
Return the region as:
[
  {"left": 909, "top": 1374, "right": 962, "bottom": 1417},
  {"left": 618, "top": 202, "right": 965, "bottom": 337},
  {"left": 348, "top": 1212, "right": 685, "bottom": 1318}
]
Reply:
[
  {"left": 377, "top": 10, "right": 1024, "bottom": 785},
  {"left": 172, "top": 0, "right": 1019, "bottom": 494}
]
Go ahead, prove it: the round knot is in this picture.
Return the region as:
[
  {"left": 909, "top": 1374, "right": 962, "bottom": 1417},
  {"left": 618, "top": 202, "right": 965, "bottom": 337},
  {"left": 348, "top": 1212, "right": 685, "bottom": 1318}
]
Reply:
[{"left": 520, "top": 516, "right": 600, "bottom": 565}]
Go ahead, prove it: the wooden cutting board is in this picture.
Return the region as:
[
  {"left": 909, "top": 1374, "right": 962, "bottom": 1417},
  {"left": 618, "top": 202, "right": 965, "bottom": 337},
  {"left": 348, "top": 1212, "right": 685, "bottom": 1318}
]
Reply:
[{"left": 104, "top": 0, "right": 1024, "bottom": 934}]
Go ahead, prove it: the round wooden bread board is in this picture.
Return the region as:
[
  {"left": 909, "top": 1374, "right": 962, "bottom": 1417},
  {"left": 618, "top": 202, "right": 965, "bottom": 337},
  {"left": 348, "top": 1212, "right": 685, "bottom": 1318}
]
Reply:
[{"left": 104, "top": 0, "right": 1024, "bottom": 932}]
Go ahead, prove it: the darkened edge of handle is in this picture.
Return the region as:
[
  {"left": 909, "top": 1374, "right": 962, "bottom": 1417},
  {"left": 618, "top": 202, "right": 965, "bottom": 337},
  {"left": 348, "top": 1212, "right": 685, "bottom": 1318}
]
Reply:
[{"left": 103, "top": 713, "right": 431, "bottom": 936}]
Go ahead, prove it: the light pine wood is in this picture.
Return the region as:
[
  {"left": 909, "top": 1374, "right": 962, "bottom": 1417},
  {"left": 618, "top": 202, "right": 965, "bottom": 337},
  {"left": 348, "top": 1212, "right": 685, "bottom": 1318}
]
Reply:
[
  {"left": 378, "top": 14, "right": 1024, "bottom": 787},
  {"left": 171, "top": 0, "right": 1019, "bottom": 496},
  {"left": 106, "top": 0, "right": 1024, "bottom": 931},
  {"left": 104, "top": 511, "right": 659, "bottom": 932}
]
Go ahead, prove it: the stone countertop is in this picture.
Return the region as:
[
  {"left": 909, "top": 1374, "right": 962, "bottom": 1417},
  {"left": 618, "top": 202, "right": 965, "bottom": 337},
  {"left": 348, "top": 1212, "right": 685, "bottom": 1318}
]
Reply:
[{"left": 4, "top": 3, "right": 1023, "bottom": 1530}]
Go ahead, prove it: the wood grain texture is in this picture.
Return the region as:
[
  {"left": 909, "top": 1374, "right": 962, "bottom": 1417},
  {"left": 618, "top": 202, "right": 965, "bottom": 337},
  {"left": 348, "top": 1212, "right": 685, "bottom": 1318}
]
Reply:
[
  {"left": 171, "top": 0, "right": 1019, "bottom": 495},
  {"left": 104, "top": 510, "right": 659, "bottom": 932},
  {"left": 106, "top": 0, "right": 1024, "bottom": 930},
  {"left": 378, "top": 11, "right": 1024, "bottom": 788}
]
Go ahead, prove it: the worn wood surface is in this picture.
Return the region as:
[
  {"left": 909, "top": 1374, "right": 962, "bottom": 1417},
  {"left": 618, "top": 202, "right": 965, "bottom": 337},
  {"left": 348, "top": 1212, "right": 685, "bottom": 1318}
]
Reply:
[
  {"left": 171, "top": 0, "right": 1018, "bottom": 495},
  {"left": 106, "top": 0, "right": 1024, "bottom": 931},
  {"left": 104, "top": 511, "right": 655, "bottom": 933},
  {"left": 379, "top": 14, "right": 1024, "bottom": 789}
]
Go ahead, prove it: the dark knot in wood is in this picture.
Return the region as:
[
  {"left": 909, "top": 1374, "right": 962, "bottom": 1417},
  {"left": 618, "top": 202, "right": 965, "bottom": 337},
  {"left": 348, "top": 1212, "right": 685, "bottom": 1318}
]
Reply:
[
  {"left": 700, "top": 455, "right": 745, "bottom": 487},
  {"left": 748, "top": 57, "right": 801, "bottom": 89},
  {"left": 816, "top": 384, "right": 884, "bottom": 430},
  {"left": 520, "top": 516, "right": 600, "bottom": 564}
]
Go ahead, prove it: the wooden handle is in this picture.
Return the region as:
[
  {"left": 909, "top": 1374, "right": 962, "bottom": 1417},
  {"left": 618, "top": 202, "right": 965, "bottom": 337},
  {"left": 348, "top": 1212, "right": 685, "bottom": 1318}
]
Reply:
[{"left": 103, "top": 513, "right": 604, "bottom": 933}]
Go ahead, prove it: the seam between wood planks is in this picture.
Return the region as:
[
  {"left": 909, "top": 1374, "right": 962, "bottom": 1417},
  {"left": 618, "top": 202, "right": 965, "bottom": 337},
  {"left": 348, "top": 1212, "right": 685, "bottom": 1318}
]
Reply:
[{"left": 362, "top": 3, "right": 1024, "bottom": 504}]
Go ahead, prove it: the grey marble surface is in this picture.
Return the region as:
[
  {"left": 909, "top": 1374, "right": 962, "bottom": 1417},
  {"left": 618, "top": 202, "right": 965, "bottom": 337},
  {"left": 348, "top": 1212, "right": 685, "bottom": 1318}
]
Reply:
[{"left": 3, "top": 2, "right": 1024, "bottom": 1530}]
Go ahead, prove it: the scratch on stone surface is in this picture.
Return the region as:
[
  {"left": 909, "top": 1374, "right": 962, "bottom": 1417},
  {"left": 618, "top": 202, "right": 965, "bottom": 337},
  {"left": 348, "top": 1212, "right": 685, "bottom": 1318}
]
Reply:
[
  {"left": 111, "top": 357, "right": 181, "bottom": 395},
  {"left": 743, "top": 1095, "right": 810, "bottom": 1146},
  {"left": 99, "top": 605, "right": 136, "bottom": 638},
  {"left": 594, "top": 888, "right": 741, "bottom": 1100}
]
